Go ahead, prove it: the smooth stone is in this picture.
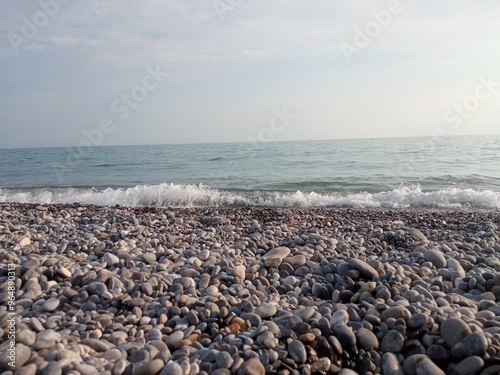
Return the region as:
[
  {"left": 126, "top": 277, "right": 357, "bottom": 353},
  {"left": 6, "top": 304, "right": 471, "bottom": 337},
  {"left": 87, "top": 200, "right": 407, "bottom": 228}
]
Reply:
[
  {"left": 262, "top": 247, "right": 290, "bottom": 259},
  {"left": 415, "top": 358, "right": 444, "bottom": 375},
  {"left": 330, "top": 310, "right": 349, "bottom": 326},
  {"left": 215, "top": 351, "right": 234, "bottom": 369},
  {"left": 42, "top": 361, "right": 62, "bottom": 375},
  {"left": 403, "top": 355, "right": 427, "bottom": 375},
  {"left": 407, "top": 228, "right": 428, "bottom": 242},
  {"left": 356, "top": 328, "right": 379, "bottom": 351},
  {"left": 440, "top": 318, "right": 471, "bottom": 347},
  {"left": 424, "top": 250, "right": 446, "bottom": 268},
  {"left": 81, "top": 338, "right": 109, "bottom": 352},
  {"left": 237, "top": 357, "right": 265, "bottom": 375},
  {"left": 36, "top": 330, "right": 61, "bottom": 342},
  {"left": 16, "top": 364, "right": 37, "bottom": 375},
  {"left": 382, "top": 306, "right": 411, "bottom": 322},
  {"left": 160, "top": 362, "right": 183, "bottom": 375},
  {"left": 17, "top": 330, "right": 36, "bottom": 346},
  {"left": 382, "top": 352, "right": 404, "bottom": 375},
  {"left": 166, "top": 331, "right": 184, "bottom": 348},
  {"left": 87, "top": 281, "right": 108, "bottom": 295},
  {"left": 311, "top": 358, "right": 331, "bottom": 373},
  {"left": 42, "top": 298, "right": 60, "bottom": 312},
  {"left": 283, "top": 255, "right": 307, "bottom": 268},
  {"left": 288, "top": 340, "right": 307, "bottom": 364},
  {"left": 348, "top": 258, "right": 378, "bottom": 279},
  {"left": 451, "top": 332, "right": 488, "bottom": 358},
  {"left": 255, "top": 303, "right": 277, "bottom": 319},
  {"left": 205, "top": 302, "right": 220, "bottom": 318},
  {"left": 133, "top": 359, "right": 164, "bottom": 375},
  {"left": 408, "top": 313, "right": 428, "bottom": 330},
  {"left": 381, "top": 330, "right": 404, "bottom": 353},
  {"left": 451, "top": 356, "right": 484, "bottom": 375},
  {"left": 332, "top": 323, "right": 356, "bottom": 351},
  {"left": 147, "top": 328, "right": 163, "bottom": 341},
  {"left": 447, "top": 259, "right": 466, "bottom": 281},
  {"left": 233, "top": 265, "right": 246, "bottom": 280},
  {"left": 103, "top": 253, "right": 119, "bottom": 266}
]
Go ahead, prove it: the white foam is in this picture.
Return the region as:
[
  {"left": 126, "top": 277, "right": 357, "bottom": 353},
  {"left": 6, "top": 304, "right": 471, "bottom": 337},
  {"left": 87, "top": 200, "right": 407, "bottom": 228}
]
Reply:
[{"left": 0, "top": 184, "right": 498, "bottom": 209}]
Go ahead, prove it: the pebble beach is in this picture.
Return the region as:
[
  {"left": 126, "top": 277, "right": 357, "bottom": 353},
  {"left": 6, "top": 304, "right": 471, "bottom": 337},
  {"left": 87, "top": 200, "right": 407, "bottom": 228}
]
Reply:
[{"left": 1, "top": 203, "right": 500, "bottom": 375}]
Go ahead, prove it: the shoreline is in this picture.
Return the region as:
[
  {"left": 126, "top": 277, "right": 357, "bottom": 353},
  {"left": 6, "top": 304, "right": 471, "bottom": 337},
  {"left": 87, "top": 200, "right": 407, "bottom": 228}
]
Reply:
[{"left": 0, "top": 203, "right": 499, "bottom": 374}]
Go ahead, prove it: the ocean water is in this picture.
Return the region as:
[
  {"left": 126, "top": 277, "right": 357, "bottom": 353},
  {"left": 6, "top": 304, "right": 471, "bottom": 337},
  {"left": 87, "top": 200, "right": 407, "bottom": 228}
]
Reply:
[{"left": 1, "top": 135, "right": 499, "bottom": 209}]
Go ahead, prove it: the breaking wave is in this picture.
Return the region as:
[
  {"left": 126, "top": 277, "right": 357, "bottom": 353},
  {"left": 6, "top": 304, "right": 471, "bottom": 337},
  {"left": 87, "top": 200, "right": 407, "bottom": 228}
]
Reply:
[{"left": 0, "top": 183, "right": 498, "bottom": 209}]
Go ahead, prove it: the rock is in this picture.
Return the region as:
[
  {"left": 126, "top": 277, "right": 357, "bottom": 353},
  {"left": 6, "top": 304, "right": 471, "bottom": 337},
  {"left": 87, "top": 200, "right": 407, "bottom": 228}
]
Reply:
[
  {"left": 87, "top": 281, "right": 108, "bottom": 295},
  {"left": 283, "top": 255, "right": 306, "bottom": 268},
  {"left": 166, "top": 331, "right": 184, "bottom": 348},
  {"left": 216, "top": 351, "right": 234, "bottom": 369},
  {"left": 57, "top": 266, "right": 72, "bottom": 278},
  {"left": 451, "top": 332, "right": 488, "bottom": 358},
  {"left": 142, "top": 253, "right": 156, "bottom": 264},
  {"left": 407, "top": 228, "right": 428, "bottom": 242},
  {"left": 81, "top": 338, "right": 110, "bottom": 352},
  {"left": 403, "top": 355, "right": 427, "bottom": 375},
  {"left": 330, "top": 310, "right": 349, "bottom": 326},
  {"left": 288, "top": 340, "right": 307, "bottom": 364},
  {"left": 447, "top": 259, "right": 466, "bottom": 281},
  {"left": 424, "top": 250, "right": 446, "bottom": 268},
  {"left": 233, "top": 265, "right": 246, "bottom": 280},
  {"left": 311, "top": 358, "right": 331, "bottom": 373},
  {"left": 255, "top": 303, "right": 277, "bottom": 319},
  {"left": 262, "top": 247, "right": 290, "bottom": 260},
  {"left": 0, "top": 343, "right": 30, "bottom": 370},
  {"left": 382, "top": 352, "right": 404, "bottom": 375},
  {"left": 42, "top": 362, "right": 62, "bottom": 375},
  {"left": 133, "top": 359, "right": 164, "bottom": 375},
  {"left": 356, "top": 328, "right": 379, "bottom": 351},
  {"left": 103, "top": 253, "right": 119, "bottom": 266},
  {"left": 348, "top": 258, "right": 378, "bottom": 279},
  {"left": 42, "top": 298, "right": 60, "bottom": 312},
  {"left": 18, "top": 237, "right": 31, "bottom": 247},
  {"left": 440, "top": 318, "right": 471, "bottom": 347},
  {"left": 204, "top": 302, "right": 220, "bottom": 318},
  {"left": 146, "top": 328, "right": 163, "bottom": 341},
  {"left": 408, "top": 313, "right": 428, "bottom": 330},
  {"left": 451, "top": 356, "right": 484, "bottom": 375},
  {"left": 415, "top": 357, "right": 444, "bottom": 375},
  {"left": 16, "top": 364, "right": 37, "bottom": 375},
  {"left": 381, "top": 330, "right": 404, "bottom": 353},
  {"left": 160, "top": 362, "right": 183, "bottom": 375},
  {"left": 17, "top": 329, "right": 36, "bottom": 346},
  {"left": 237, "top": 357, "right": 265, "bottom": 375},
  {"left": 332, "top": 324, "right": 356, "bottom": 351},
  {"left": 382, "top": 306, "right": 411, "bottom": 322}
]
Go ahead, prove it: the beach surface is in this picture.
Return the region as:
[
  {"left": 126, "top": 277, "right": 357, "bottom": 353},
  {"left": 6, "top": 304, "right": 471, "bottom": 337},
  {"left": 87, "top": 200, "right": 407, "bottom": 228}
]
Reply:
[{"left": 1, "top": 203, "right": 500, "bottom": 375}]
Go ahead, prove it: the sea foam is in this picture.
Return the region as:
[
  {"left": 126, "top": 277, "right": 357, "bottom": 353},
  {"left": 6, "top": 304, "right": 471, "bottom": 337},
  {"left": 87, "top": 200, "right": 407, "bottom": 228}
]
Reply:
[{"left": 1, "top": 183, "right": 498, "bottom": 209}]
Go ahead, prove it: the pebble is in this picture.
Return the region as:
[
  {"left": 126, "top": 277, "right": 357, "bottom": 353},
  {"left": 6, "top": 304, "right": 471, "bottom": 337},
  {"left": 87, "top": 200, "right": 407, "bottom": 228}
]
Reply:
[
  {"left": 288, "top": 340, "right": 307, "bottom": 364},
  {"left": 451, "top": 332, "right": 488, "bottom": 358},
  {"left": 415, "top": 357, "right": 445, "bottom": 375},
  {"left": 452, "top": 356, "right": 484, "bottom": 375},
  {"left": 381, "top": 330, "right": 404, "bottom": 353},
  {"left": 440, "top": 318, "right": 471, "bottom": 347},
  {"left": 424, "top": 249, "right": 446, "bottom": 268},
  {"left": 237, "top": 357, "right": 265, "bottom": 375},
  {"left": 356, "top": 327, "right": 379, "bottom": 351},
  {"left": 255, "top": 303, "right": 276, "bottom": 319},
  {"left": 2, "top": 204, "right": 499, "bottom": 375},
  {"left": 382, "top": 352, "right": 404, "bottom": 375}
]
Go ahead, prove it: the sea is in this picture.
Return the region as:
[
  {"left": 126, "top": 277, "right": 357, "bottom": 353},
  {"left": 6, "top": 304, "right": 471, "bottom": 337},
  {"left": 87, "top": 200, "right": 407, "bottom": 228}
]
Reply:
[{"left": 0, "top": 135, "right": 499, "bottom": 209}]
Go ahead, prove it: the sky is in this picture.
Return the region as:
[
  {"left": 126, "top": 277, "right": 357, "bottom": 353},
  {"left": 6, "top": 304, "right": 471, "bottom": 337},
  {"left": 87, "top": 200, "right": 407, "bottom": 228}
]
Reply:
[{"left": 1, "top": 0, "right": 500, "bottom": 148}]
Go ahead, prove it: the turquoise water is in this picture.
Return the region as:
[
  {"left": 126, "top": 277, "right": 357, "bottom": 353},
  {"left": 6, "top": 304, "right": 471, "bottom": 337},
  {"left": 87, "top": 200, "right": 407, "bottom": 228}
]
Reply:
[{"left": 1, "top": 135, "right": 499, "bottom": 208}]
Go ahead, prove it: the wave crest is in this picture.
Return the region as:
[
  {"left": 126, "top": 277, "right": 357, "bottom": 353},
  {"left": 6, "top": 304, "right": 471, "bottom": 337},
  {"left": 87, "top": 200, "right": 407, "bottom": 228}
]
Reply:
[{"left": 0, "top": 183, "right": 498, "bottom": 209}]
